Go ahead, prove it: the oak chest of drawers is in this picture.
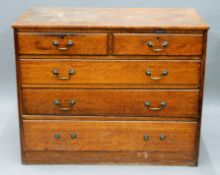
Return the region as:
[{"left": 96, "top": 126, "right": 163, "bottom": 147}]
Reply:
[{"left": 12, "top": 8, "right": 209, "bottom": 166}]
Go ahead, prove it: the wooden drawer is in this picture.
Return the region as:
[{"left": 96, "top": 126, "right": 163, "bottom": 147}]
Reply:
[
  {"left": 113, "top": 33, "right": 203, "bottom": 55},
  {"left": 17, "top": 33, "right": 108, "bottom": 55},
  {"left": 22, "top": 89, "right": 199, "bottom": 117},
  {"left": 23, "top": 120, "right": 198, "bottom": 152},
  {"left": 20, "top": 59, "right": 200, "bottom": 87}
]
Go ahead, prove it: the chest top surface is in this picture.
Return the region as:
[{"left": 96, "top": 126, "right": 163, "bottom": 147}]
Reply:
[{"left": 12, "top": 7, "right": 208, "bottom": 30}]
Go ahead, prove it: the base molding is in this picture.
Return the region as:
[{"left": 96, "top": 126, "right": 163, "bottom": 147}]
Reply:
[{"left": 22, "top": 151, "right": 197, "bottom": 166}]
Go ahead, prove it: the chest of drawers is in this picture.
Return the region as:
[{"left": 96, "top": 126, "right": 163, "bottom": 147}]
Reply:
[{"left": 12, "top": 8, "right": 209, "bottom": 166}]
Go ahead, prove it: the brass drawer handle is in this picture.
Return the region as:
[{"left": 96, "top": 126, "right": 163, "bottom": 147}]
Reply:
[
  {"left": 54, "top": 133, "right": 61, "bottom": 139},
  {"left": 160, "top": 134, "right": 166, "bottom": 141},
  {"left": 52, "top": 68, "right": 75, "bottom": 80},
  {"left": 144, "top": 134, "right": 166, "bottom": 141},
  {"left": 146, "top": 40, "right": 168, "bottom": 52},
  {"left": 144, "top": 101, "right": 167, "bottom": 111},
  {"left": 53, "top": 99, "right": 76, "bottom": 111},
  {"left": 52, "top": 40, "right": 74, "bottom": 50},
  {"left": 70, "top": 132, "right": 77, "bottom": 140},
  {"left": 143, "top": 134, "right": 150, "bottom": 141},
  {"left": 145, "top": 69, "right": 168, "bottom": 80}
]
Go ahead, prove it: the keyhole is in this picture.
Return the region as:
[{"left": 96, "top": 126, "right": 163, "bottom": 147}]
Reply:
[
  {"left": 60, "top": 35, "right": 65, "bottom": 39},
  {"left": 156, "top": 36, "right": 160, "bottom": 41}
]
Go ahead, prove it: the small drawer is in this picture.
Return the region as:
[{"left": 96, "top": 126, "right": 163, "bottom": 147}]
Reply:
[
  {"left": 22, "top": 89, "right": 199, "bottom": 117},
  {"left": 20, "top": 59, "right": 201, "bottom": 87},
  {"left": 113, "top": 33, "right": 203, "bottom": 56},
  {"left": 23, "top": 120, "right": 198, "bottom": 152},
  {"left": 17, "top": 32, "right": 108, "bottom": 55}
]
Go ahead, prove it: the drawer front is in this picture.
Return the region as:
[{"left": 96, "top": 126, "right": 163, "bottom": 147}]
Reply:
[
  {"left": 22, "top": 89, "right": 199, "bottom": 117},
  {"left": 17, "top": 33, "right": 108, "bottom": 55},
  {"left": 20, "top": 59, "right": 200, "bottom": 87},
  {"left": 113, "top": 34, "right": 203, "bottom": 55},
  {"left": 23, "top": 120, "right": 198, "bottom": 152}
]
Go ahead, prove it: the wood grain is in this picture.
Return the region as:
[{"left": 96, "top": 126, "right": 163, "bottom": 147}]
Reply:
[
  {"left": 18, "top": 55, "right": 201, "bottom": 60},
  {"left": 12, "top": 8, "right": 208, "bottom": 166},
  {"left": 23, "top": 120, "right": 198, "bottom": 152},
  {"left": 23, "top": 151, "right": 197, "bottom": 165},
  {"left": 20, "top": 59, "right": 201, "bottom": 87},
  {"left": 22, "top": 89, "right": 199, "bottom": 117},
  {"left": 17, "top": 32, "right": 108, "bottom": 55},
  {"left": 21, "top": 115, "right": 199, "bottom": 122},
  {"left": 113, "top": 34, "right": 203, "bottom": 55},
  {"left": 12, "top": 8, "right": 208, "bottom": 30}
]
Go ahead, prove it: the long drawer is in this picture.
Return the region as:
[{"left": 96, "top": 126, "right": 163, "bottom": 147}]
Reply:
[
  {"left": 20, "top": 59, "right": 201, "bottom": 87},
  {"left": 23, "top": 120, "right": 198, "bottom": 152},
  {"left": 17, "top": 32, "right": 108, "bottom": 55},
  {"left": 113, "top": 33, "right": 203, "bottom": 55},
  {"left": 22, "top": 89, "right": 199, "bottom": 117}
]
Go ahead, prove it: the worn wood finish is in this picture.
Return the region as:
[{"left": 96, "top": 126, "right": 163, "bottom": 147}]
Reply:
[
  {"left": 23, "top": 120, "right": 198, "bottom": 152},
  {"left": 20, "top": 59, "right": 201, "bottom": 87},
  {"left": 15, "top": 28, "right": 205, "bottom": 34},
  {"left": 21, "top": 84, "right": 200, "bottom": 89},
  {"left": 19, "top": 55, "right": 201, "bottom": 60},
  {"left": 23, "top": 151, "right": 197, "bottom": 165},
  {"left": 22, "top": 89, "right": 199, "bottom": 117},
  {"left": 21, "top": 115, "right": 199, "bottom": 122},
  {"left": 113, "top": 34, "right": 203, "bottom": 56},
  {"left": 12, "top": 8, "right": 208, "bottom": 30},
  {"left": 196, "top": 30, "right": 208, "bottom": 164},
  {"left": 17, "top": 33, "right": 108, "bottom": 55},
  {"left": 13, "top": 8, "right": 208, "bottom": 165}
]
